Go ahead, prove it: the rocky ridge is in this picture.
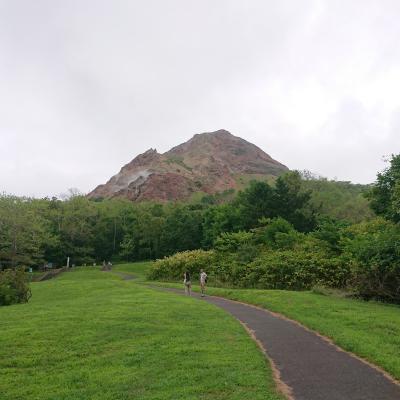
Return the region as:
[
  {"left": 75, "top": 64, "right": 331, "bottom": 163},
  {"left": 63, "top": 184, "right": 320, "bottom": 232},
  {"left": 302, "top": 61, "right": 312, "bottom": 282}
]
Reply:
[{"left": 88, "top": 130, "right": 288, "bottom": 202}]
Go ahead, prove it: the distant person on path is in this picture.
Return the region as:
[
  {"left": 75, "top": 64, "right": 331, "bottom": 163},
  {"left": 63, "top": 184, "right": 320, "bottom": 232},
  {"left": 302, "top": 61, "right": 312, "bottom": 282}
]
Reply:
[
  {"left": 184, "top": 271, "right": 191, "bottom": 295},
  {"left": 200, "top": 269, "right": 208, "bottom": 297}
]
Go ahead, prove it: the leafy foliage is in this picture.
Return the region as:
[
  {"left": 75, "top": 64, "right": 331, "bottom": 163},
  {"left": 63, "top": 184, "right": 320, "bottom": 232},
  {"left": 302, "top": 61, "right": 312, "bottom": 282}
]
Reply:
[
  {"left": 147, "top": 249, "right": 215, "bottom": 281},
  {"left": 0, "top": 195, "right": 54, "bottom": 267},
  {"left": 368, "top": 154, "right": 400, "bottom": 222},
  {"left": 0, "top": 171, "right": 319, "bottom": 268},
  {"left": 311, "top": 217, "right": 349, "bottom": 254},
  {"left": 4, "top": 157, "right": 400, "bottom": 303},
  {"left": 243, "top": 251, "right": 349, "bottom": 290},
  {"left": 273, "top": 171, "right": 316, "bottom": 231},
  {"left": 233, "top": 171, "right": 317, "bottom": 231},
  {"left": 0, "top": 267, "right": 31, "bottom": 306},
  {"left": 342, "top": 218, "right": 400, "bottom": 302},
  {"left": 259, "top": 217, "right": 296, "bottom": 247}
]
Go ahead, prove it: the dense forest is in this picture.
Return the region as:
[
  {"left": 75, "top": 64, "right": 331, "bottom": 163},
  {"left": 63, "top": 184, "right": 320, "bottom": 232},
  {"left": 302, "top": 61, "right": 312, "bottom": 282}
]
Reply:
[
  {"left": 0, "top": 171, "right": 371, "bottom": 268},
  {"left": 1, "top": 155, "right": 399, "bottom": 302}
]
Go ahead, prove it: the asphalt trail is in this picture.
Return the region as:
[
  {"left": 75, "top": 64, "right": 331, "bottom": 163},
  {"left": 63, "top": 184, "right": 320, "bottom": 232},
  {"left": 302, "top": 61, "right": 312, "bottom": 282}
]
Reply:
[{"left": 157, "top": 287, "right": 400, "bottom": 400}]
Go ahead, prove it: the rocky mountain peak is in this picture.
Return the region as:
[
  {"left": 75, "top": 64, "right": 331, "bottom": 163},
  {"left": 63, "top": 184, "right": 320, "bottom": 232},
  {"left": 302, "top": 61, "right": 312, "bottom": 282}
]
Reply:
[{"left": 88, "top": 130, "right": 288, "bottom": 202}]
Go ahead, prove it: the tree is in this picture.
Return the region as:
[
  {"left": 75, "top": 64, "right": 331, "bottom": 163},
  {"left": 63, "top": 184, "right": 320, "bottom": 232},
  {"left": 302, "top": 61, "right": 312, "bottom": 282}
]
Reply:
[
  {"left": 161, "top": 205, "right": 203, "bottom": 255},
  {"left": 202, "top": 204, "right": 242, "bottom": 247},
  {"left": 0, "top": 267, "right": 32, "bottom": 306},
  {"left": 0, "top": 195, "right": 50, "bottom": 268},
  {"left": 260, "top": 217, "right": 295, "bottom": 246},
  {"left": 56, "top": 196, "right": 98, "bottom": 265},
  {"left": 368, "top": 154, "right": 400, "bottom": 222},
  {"left": 312, "top": 217, "right": 349, "bottom": 253},
  {"left": 235, "top": 181, "right": 276, "bottom": 229},
  {"left": 274, "top": 171, "right": 316, "bottom": 231},
  {"left": 341, "top": 218, "right": 400, "bottom": 302},
  {"left": 302, "top": 176, "right": 373, "bottom": 223}
]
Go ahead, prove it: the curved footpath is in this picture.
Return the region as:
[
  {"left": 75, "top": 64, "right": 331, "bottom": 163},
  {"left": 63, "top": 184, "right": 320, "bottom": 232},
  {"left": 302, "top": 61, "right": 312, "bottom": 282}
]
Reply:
[{"left": 156, "top": 287, "right": 400, "bottom": 400}]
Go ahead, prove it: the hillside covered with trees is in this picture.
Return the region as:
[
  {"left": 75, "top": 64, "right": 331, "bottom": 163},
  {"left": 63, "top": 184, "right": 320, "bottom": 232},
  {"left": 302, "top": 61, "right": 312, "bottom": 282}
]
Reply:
[
  {"left": 1, "top": 155, "right": 399, "bottom": 303},
  {"left": 0, "top": 172, "right": 371, "bottom": 267}
]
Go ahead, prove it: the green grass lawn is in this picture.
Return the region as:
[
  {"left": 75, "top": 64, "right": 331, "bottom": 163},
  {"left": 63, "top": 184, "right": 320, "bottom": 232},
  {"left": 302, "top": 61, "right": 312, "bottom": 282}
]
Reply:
[
  {"left": 146, "top": 274, "right": 400, "bottom": 381},
  {"left": 0, "top": 268, "right": 283, "bottom": 400},
  {"left": 113, "top": 261, "right": 153, "bottom": 281}
]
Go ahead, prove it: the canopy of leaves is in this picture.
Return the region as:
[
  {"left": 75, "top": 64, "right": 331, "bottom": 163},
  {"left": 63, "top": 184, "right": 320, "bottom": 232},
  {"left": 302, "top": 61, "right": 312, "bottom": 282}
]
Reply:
[
  {"left": 368, "top": 154, "right": 400, "bottom": 222},
  {"left": 0, "top": 166, "right": 381, "bottom": 272}
]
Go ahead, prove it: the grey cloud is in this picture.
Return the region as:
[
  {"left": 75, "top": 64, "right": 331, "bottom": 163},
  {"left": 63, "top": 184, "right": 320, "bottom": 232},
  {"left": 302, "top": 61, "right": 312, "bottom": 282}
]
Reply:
[{"left": 0, "top": 0, "right": 399, "bottom": 197}]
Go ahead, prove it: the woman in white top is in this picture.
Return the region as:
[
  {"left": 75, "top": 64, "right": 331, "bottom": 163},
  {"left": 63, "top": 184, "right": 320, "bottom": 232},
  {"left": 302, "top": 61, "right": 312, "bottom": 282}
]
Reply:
[{"left": 183, "top": 271, "right": 191, "bottom": 296}]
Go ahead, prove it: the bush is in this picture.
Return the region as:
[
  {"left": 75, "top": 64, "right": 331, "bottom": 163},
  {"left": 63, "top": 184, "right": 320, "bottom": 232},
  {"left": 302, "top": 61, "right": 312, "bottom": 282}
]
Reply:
[
  {"left": 214, "top": 231, "right": 261, "bottom": 266},
  {"left": 0, "top": 267, "right": 32, "bottom": 306},
  {"left": 148, "top": 244, "right": 351, "bottom": 291},
  {"left": 148, "top": 250, "right": 215, "bottom": 281},
  {"left": 261, "top": 217, "right": 295, "bottom": 245},
  {"left": 241, "top": 250, "right": 349, "bottom": 290},
  {"left": 342, "top": 218, "right": 400, "bottom": 302},
  {"left": 214, "top": 231, "right": 255, "bottom": 253},
  {"left": 312, "top": 217, "right": 349, "bottom": 253},
  {"left": 148, "top": 216, "right": 400, "bottom": 301}
]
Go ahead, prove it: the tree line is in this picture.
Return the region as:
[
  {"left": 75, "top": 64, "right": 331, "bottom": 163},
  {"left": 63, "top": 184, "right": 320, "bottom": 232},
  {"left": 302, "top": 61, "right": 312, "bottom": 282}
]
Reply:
[
  {"left": 0, "top": 167, "right": 374, "bottom": 269},
  {"left": 149, "top": 154, "right": 400, "bottom": 303}
]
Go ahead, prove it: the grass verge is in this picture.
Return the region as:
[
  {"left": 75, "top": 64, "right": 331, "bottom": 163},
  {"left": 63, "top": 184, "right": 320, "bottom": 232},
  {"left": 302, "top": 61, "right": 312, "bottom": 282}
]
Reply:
[
  {"left": 0, "top": 268, "right": 283, "bottom": 400},
  {"left": 148, "top": 280, "right": 400, "bottom": 381}
]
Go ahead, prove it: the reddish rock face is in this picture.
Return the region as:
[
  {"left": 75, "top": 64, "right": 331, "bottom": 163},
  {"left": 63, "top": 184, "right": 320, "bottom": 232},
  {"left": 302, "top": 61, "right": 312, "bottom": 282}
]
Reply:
[{"left": 88, "top": 130, "right": 288, "bottom": 202}]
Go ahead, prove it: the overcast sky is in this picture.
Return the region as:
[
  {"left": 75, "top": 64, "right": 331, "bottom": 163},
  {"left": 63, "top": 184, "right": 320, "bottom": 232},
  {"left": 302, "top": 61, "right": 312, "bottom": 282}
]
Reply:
[{"left": 1, "top": 0, "right": 399, "bottom": 197}]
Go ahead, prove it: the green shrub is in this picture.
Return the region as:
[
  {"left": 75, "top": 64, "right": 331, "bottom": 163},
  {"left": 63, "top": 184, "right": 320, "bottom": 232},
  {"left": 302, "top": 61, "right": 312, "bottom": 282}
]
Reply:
[
  {"left": 261, "top": 217, "right": 295, "bottom": 245},
  {"left": 0, "top": 267, "right": 32, "bottom": 306},
  {"left": 273, "top": 231, "right": 304, "bottom": 250},
  {"left": 311, "top": 217, "right": 349, "bottom": 253},
  {"left": 214, "top": 231, "right": 261, "bottom": 266},
  {"left": 148, "top": 243, "right": 351, "bottom": 291},
  {"left": 240, "top": 250, "right": 350, "bottom": 290},
  {"left": 342, "top": 218, "right": 400, "bottom": 302},
  {"left": 148, "top": 250, "right": 215, "bottom": 281},
  {"left": 214, "top": 231, "right": 255, "bottom": 253}
]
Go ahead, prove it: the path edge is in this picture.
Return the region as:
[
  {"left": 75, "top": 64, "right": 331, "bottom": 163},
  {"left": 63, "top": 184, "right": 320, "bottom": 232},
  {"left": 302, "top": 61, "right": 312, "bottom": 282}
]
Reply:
[
  {"left": 146, "top": 283, "right": 400, "bottom": 387},
  {"left": 237, "top": 319, "right": 295, "bottom": 400},
  {"left": 146, "top": 283, "right": 294, "bottom": 400},
  {"left": 208, "top": 293, "right": 400, "bottom": 388}
]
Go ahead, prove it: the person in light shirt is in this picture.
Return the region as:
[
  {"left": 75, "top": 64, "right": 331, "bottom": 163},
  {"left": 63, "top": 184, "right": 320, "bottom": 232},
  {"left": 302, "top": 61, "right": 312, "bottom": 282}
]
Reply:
[
  {"left": 200, "top": 269, "right": 208, "bottom": 297},
  {"left": 183, "top": 270, "right": 191, "bottom": 296}
]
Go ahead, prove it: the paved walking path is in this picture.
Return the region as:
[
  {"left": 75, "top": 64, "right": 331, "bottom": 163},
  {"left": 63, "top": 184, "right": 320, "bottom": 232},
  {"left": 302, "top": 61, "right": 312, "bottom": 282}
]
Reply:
[{"left": 158, "top": 287, "right": 400, "bottom": 400}]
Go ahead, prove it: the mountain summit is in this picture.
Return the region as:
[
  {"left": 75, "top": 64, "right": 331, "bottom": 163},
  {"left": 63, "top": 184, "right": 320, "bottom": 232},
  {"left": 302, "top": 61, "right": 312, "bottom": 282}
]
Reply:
[{"left": 88, "top": 130, "right": 288, "bottom": 202}]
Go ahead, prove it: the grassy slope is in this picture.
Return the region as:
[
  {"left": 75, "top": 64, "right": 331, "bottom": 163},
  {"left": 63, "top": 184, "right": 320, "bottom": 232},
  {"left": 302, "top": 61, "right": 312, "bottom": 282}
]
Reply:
[
  {"left": 114, "top": 261, "right": 152, "bottom": 281},
  {"left": 144, "top": 273, "right": 400, "bottom": 381},
  {"left": 0, "top": 268, "right": 283, "bottom": 400}
]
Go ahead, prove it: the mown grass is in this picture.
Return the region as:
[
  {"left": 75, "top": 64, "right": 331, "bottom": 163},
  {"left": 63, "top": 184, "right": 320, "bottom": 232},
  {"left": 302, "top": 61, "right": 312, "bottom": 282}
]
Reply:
[
  {"left": 113, "top": 261, "right": 152, "bottom": 281},
  {"left": 0, "top": 268, "right": 283, "bottom": 400},
  {"left": 147, "top": 276, "right": 400, "bottom": 381}
]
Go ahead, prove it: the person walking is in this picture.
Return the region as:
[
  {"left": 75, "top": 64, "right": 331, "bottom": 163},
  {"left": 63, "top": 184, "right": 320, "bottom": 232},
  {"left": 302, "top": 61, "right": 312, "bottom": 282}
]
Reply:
[
  {"left": 200, "top": 269, "right": 208, "bottom": 297},
  {"left": 183, "top": 270, "right": 191, "bottom": 296}
]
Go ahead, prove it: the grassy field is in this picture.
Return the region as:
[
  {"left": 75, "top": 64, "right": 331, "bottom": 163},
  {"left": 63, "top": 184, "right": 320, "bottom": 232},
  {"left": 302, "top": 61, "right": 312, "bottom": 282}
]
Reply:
[
  {"left": 142, "top": 267, "right": 400, "bottom": 381},
  {"left": 113, "top": 261, "right": 153, "bottom": 281},
  {"left": 0, "top": 268, "right": 283, "bottom": 400}
]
